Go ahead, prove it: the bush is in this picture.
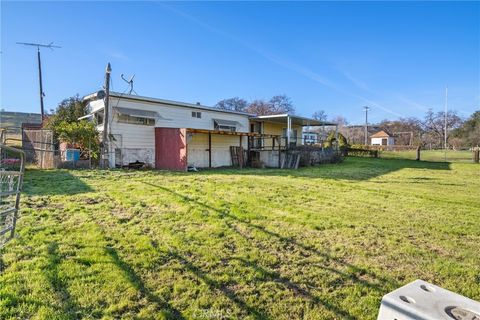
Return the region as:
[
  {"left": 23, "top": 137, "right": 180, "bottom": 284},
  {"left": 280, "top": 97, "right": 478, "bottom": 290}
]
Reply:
[{"left": 55, "top": 121, "right": 100, "bottom": 159}]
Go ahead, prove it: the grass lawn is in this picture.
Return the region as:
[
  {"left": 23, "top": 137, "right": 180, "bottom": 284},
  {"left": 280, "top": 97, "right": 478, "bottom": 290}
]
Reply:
[
  {"left": 1, "top": 157, "right": 479, "bottom": 319},
  {"left": 380, "top": 149, "right": 474, "bottom": 162}
]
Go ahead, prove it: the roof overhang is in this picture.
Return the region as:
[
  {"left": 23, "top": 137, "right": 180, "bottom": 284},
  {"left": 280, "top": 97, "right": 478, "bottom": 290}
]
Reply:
[
  {"left": 251, "top": 114, "right": 337, "bottom": 127},
  {"left": 82, "top": 91, "right": 255, "bottom": 117},
  {"left": 78, "top": 114, "right": 93, "bottom": 120}
]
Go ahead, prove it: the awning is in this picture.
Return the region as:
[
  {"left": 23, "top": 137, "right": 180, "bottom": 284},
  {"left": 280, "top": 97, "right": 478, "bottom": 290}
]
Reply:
[
  {"left": 78, "top": 114, "right": 93, "bottom": 120},
  {"left": 213, "top": 119, "right": 241, "bottom": 127},
  {"left": 114, "top": 107, "right": 158, "bottom": 119}
]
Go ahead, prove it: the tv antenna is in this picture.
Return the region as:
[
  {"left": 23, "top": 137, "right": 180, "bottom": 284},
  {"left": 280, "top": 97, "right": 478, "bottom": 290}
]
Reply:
[
  {"left": 17, "top": 42, "right": 61, "bottom": 120},
  {"left": 121, "top": 74, "right": 137, "bottom": 95}
]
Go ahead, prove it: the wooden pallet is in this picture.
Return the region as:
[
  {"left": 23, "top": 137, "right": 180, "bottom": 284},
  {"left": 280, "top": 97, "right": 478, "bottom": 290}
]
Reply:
[
  {"left": 230, "top": 146, "right": 245, "bottom": 168},
  {"left": 281, "top": 152, "right": 301, "bottom": 169}
]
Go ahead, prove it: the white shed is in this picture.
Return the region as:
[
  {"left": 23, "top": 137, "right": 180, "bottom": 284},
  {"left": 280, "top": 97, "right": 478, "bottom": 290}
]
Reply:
[{"left": 371, "top": 130, "right": 395, "bottom": 146}]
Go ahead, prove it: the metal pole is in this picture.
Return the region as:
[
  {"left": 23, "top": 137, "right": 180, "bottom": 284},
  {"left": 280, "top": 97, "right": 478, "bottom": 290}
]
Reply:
[
  {"left": 363, "top": 106, "right": 369, "bottom": 145},
  {"left": 102, "top": 63, "right": 111, "bottom": 168},
  {"left": 37, "top": 48, "right": 45, "bottom": 120},
  {"left": 444, "top": 87, "right": 448, "bottom": 162}
]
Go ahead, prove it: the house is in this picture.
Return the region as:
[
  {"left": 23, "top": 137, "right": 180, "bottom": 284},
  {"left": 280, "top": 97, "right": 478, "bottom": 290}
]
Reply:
[
  {"left": 81, "top": 91, "right": 336, "bottom": 170},
  {"left": 370, "top": 130, "right": 395, "bottom": 146},
  {"left": 302, "top": 131, "right": 319, "bottom": 145}
]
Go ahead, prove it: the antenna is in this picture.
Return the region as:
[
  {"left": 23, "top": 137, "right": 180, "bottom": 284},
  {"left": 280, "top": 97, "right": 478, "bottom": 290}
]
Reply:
[
  {"left": 17, "top": 42, "right": 61, "bottom": 120},
  {"left": 121, "top": 73, "right": 137, "bottom": 95},
  {"left": 16, "top": 42, "right": 61, "bottom": 50}
]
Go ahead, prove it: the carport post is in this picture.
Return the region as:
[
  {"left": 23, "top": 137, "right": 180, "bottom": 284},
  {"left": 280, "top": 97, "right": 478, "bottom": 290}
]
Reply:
[
  {"left": 335, "top": 124, "right": 339, "bottom": 151},
  {"left": 208, "top": 132, "right": 212, "bottom": 168},
  {"left": 287, "top": 115, "right": 291, "bottom": 148}
]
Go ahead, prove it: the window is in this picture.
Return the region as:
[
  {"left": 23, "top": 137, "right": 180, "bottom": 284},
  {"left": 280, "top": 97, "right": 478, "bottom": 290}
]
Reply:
[
  {"left": 216, "top": 125, "right": 236, "bottom": 132},
  {"left": 214, "top": 119, "right": 237, "bottom": 132},
  {"left": 117, "top": 114, "right": 155, "bottom": 126},
  {"left": 95, "top": 112, "right": 104, "bottom": 125},
  {"left": 282, "top": 128, "right": 298, "bottom": 145},
  {"left": 192, "top": 111, "right": 202, "bottom": 118}
]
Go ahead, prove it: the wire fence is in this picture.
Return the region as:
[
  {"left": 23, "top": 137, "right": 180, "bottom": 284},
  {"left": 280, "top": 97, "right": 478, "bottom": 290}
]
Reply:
[
  {"left": 2, "top": 127, "right": 96, "bottom": 169},
  {"left": 0, "top": 144, "right": 25, "bottom": 248},
  {"left": 348, "top": 145, "right": 479, "bottom": 163}
]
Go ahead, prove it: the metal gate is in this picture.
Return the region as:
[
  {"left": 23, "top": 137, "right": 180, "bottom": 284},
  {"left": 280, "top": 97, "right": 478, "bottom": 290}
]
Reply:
[{"left": 0, "top": 144, "right": 25, "bottom": 248}]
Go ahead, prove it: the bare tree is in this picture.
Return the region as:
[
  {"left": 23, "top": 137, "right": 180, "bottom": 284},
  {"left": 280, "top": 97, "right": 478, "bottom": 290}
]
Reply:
[
  {"left": 245, "top": 99, "right": 273, "bottom": 116},
  {"left": 379, "top": 117, "right": 423, "bottom": 145},
  {"left": 312, "top": 110, "right": 327, "bottom": 122},
  {"left": 423, "top": 109, "right": 462, "bottom": 148},
  {"left": 331, "top": 115, "right": 348, "bottom": 129},
  {"left": 269, "top": 95, "right": 295, "bottom": 114},
  {"left": 215, "top": 97, "right": 248, "bottom": 112}
]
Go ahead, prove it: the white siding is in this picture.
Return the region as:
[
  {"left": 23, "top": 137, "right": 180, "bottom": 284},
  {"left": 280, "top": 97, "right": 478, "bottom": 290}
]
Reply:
[
  {"left": 187, "top": 132, "right": 247, "bottom": 168},
  {"left": 371, "top": 137, "right": 395, "bottom": 146},
  {"left": 86, "top": 97, "right": 251, "bottom": 168},
  {"left": 110, "top": 97, "right": 250, "bottom": 133}
]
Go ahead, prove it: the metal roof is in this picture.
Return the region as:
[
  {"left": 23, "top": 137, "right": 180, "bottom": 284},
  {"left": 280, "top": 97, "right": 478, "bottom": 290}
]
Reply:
[
  {"left": 83, "top": 91, "right": 255, "bottom": 116},
  {"left": 252, "top": 114, "right": 337, "bottom": 126}
]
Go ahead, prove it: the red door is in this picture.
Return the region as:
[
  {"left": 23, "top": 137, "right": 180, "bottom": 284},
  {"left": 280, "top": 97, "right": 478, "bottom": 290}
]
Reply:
[{"left": 155, "top": 128, "right": 187, "bottom": 170}]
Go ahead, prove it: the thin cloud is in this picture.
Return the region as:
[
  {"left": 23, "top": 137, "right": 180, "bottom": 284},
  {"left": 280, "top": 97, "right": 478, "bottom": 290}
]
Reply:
[
  {"left": 397, "top": 95, "right": 431, "bottom": 112},
  {"left": 109, "top": 51, "right": 129, "bottom": 61},
  {"left": 158, "top": 3, "right": 405, "bottom": 119},
  {"left": 340, "top": 69, "right": 371, "bottom": 92}
]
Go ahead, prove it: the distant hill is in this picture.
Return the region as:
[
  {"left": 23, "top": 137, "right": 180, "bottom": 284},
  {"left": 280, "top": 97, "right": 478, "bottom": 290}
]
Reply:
[{"left": 0, "top": 110, "right": 42, "bottom": 133}]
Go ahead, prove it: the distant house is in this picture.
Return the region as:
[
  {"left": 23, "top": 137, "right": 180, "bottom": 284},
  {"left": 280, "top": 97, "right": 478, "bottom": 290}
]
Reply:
[
  {"left": 81, "top": 91, "right": 333, "bottom": 170},
  {"left": 302, "top": 131, "right": 319, "bottom": 145},
  {"left": 371, "top": 130, "right": 395, "bottom": 146}
]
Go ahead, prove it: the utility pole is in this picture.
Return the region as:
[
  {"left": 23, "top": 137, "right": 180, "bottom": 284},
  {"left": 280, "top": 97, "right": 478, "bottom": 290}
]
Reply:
[
  {"left": 363, "top": 106, "right": 370, "bottom": 145},
  {"left": 102, "top": 63, "right": 112, "bottom": 168},
  {"left": 17, "top": 42, "right": 61, "bottom": 121}
]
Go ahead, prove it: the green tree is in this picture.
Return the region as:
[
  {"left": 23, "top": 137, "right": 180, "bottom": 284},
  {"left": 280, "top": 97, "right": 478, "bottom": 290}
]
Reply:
[
  {"left": 56, "top": 121, "right": 100, "bottom": 158},
  {"left": 451, "top": 110, "right": 480, "bottom": 147},
  {"left": 46, "top": 95, "right": 88, "bottom": 132},
  {"left": 324, "top": 131, "right": 348, "bottom": 148}
]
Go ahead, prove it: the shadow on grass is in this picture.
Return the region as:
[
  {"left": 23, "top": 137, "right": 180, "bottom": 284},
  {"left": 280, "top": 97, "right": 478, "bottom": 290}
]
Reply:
[
  {"left": 193, "top": 157, "right": 451, "bottom": 181},
  {"left": 105, "top": 246, "right": 186, "bottom": 320},
  {"left": 231, "top": 256, "right": 358, "bottom": 320},
  {"left": 45, "top": 241, "right": 82, "bottom": 318},
  {"left": 23, "top": 170, "right": 93, "bottom": 196},
  {"left": 168, "top": 251, "right": 271, "bottom": 320},
  {"left": 143, "top": 182, "right": 399, "bottom": 319}
]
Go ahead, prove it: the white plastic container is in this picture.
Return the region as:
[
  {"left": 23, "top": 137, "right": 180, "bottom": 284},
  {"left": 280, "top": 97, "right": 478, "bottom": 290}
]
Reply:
[{"left": 377, "top": 279, "right": 480, "bottom": 320}]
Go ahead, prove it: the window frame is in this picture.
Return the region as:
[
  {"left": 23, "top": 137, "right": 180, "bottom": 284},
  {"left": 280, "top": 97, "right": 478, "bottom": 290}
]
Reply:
[
  {"left": 192, "top": 111, "right": 202, "bottom": 119},
  {"left": 117, "top": 113, "right": 155, "bottom": 126}
]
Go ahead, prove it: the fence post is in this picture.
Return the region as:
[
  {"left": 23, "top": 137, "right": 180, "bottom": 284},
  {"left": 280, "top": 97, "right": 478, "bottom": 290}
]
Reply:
[
  {"left": 474, "top": 150, "right": 479, "bottom": 163},
  {"left": 416, "top": 146, "right": 421, "bottom": 161}
]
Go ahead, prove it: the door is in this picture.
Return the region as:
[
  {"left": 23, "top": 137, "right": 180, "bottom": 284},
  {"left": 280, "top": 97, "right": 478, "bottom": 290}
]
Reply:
[{"left": 155, "top": 128, "right": 187, "bottom": 170}]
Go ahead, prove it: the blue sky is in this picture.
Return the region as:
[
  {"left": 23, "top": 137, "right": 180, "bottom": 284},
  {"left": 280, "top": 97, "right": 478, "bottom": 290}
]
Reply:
[{"left": 1, "top": 1, "right": 479, "bottom": 124}]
